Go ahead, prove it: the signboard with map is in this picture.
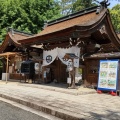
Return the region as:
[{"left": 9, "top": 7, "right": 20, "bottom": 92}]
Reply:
[{"left": 98, "top": 59, "right": 119, "bottom": 91}]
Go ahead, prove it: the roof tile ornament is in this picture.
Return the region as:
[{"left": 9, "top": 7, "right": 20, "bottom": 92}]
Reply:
[
  {"left": 96, "top": 0, "right": 110, "bottom": 14},
  {"left": 100, "top": 0, "right": 110, "bottom": 8},
  {"left": 7, "top": 27, "right": 14, "bottom": 36}
]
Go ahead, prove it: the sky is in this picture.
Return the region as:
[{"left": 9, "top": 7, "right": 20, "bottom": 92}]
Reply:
[
  {"left": 98, "top": 0, "right": 120, "bottom": 8},
  {"left": 57, "top": 0, "right": 120, "bottom": 9},
  {"left": 108, "top": 0, "right": 120, "bottom": 8}
]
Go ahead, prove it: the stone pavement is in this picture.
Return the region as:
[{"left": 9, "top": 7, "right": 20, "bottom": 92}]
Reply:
[{"left": 0, "top": 81, "right": 120, "bottom": 120}]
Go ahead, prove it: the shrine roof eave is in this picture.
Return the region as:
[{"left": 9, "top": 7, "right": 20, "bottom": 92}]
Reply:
[
  {"left": 8, "top": 32, "right": 21, "bottom": 46},
  {"left": 18, "top": 9, "right": 120, "bottom": 51},
  {"left": 18, "top": 14, "right": 107, "bottom": 46},
  {"left": 85, "top": 52, "right": 120, "bottom": 59},
  {"left": 0, "top": 32, "right": 25, "bottom": 53},
  {"left": 18, "top": 26, "right": 76, "bottom": 45},
  {"left": 8, "top": 30, "right": 33, "bottom": 46},
  {"left": 0, "top": 34, "right": 18, "bottom": 53},
  {"left": 0, "top": 30, "right": 33, "bottom": 53},
  {"left": 18, "top": 8, "right": 107, "bottom": 45}
]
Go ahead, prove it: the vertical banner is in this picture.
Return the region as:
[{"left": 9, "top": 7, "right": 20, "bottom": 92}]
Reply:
[{"left": 98, "top": 59, "right": 119, "bottom": 91}]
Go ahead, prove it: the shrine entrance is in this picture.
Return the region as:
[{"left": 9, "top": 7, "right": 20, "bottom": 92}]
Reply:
[
  {"left": 42, "top": 47, "right": 80, "bottom": 84},
  {"left": 46, "top": 59, "right": 69, "bottom": 83}
]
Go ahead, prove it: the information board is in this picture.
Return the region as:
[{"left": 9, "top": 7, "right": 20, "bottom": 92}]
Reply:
[{"left": 98, "top": 59, "right": 119, "bottom": 91}]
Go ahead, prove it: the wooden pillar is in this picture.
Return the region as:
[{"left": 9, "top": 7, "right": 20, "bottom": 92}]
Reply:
[
  {"left": 38, "top": 60, "right": 42, "bottom": 83},
  {"left": 38, "top": 61, "right": 40, "bottom": 80},
  {"left": 6, "top": 55, "right": 9, "bottom": 84},
  {"left": 42, "top": 66, "right": 45, "bottom": 83},
  {"left": 12, "top": 56, "right": 16, "bottom": 73},
  {"left": 58, "top": 59, "right": 60, "bottom": 83}
]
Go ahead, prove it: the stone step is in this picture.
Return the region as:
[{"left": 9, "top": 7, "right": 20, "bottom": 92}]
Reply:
[{"left": 0, "top": 93, "right": 94, "bottom": 120}]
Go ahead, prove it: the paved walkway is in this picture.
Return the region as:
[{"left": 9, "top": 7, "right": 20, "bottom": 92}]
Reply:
[{"left": 0, "top": 81, "right": 120, "bottom": 120}]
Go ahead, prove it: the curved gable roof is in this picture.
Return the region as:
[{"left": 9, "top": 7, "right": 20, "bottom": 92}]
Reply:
[
  {"left": 18, "top": 6, "right": 107, "bottom": 44},
  {"left": 37, "top": 9, "right": 103, "bottom": 36},
  {"left": 18, "top": 6, "right": 120, "bottom": 52},
  {"left": 8, "top": 31, "right": 33, "bottom": 45},
  {"left": 0, "top": 30, "right": 33, "bottom": 52}
]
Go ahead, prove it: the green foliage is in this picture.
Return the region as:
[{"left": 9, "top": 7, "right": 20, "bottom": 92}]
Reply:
[
  {"left": 59, "top": 0, "right": 97, "bottom": 16},
  {"left": 0, "top": 0, "right": 61, "bottom": 41},
  {"left": 72, "top": 0, "right": 96, "bottom": 13},
  {"left": 0, "top": 0, "right": 119, "bottom": 43},
  {"left": 59, "top": 0, "right": 120, "bottom": 33},
  {"left": 109, "top": 4, "right": 120, "bottom": 32},
  {"left": 59, "top": 0, "right": 76, "bottom": 16}
]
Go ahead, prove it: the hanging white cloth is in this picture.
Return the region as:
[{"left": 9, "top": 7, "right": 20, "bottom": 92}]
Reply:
[
  {"left": 43, "top": 46, "right": 80, "bottom": 67},
  {"left": 57, "top": 46, "right": 80, "bottom": 67},
  {"left": 43, "top": 48, "right": 57, "bottom": 66}
]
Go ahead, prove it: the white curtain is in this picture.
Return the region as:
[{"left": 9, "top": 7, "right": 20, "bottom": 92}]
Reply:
[
  {"left": 43, "top": 47, "right": 80, "bottom": 67},
  {"left": 57, "top": 47, "right": 80, "bottom": 67},
  {"left": 43, "top": 48, "right": 57, "bottom": 66}
]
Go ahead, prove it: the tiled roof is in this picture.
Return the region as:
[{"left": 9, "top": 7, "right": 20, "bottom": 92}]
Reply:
[
  {"left": 18, "top": 6, "right": 119, "bottom": 49},
  {"left": 0, "top": 30, "right": 34, "bottom": 52},
  {"left": 8, "top": 31, "right": 33, "bottom": 45},
  {"left": 18, "top": 6, "right": 108, "bottom": 44},
  {"left": 37, "top": 9, "right": 106, "bottom": 36}
]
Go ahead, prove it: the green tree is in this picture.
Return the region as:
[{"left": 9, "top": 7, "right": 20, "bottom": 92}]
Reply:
[
  {"left": 59, "top": 0, "right": 97, "bottom": 16},
  {"left": 109, "top": 4, "right": 120, "bottom": 32},
  {"left": 72, "top": 0, "right": 96, "bottom": 13},
  {"left": 0, "top": 0, "right": 61, "bottom": 41},
  {"left": 59, "top": 0, "right": 76, "bottom": 16}
]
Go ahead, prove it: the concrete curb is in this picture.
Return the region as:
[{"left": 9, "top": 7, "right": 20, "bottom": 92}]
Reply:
[
  {"left": 0, "top": 93, "right": 87, "bottom": 120},
  {"left": 19, "top": 84, "right": 96, "bottom": 96},
  {"left": 19, "top": 84, "right": 77, "bottom": 95}
]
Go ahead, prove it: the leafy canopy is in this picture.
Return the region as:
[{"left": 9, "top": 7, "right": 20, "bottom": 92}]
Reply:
[
  {"left": 109, "top": 4, "right": 120, "bottom": 33},
  {"left": 0, "top": 0, "right": 61, "bottom": 41},
  {"left": 0, "top": 0, "right": 120, "bottom": 42}
]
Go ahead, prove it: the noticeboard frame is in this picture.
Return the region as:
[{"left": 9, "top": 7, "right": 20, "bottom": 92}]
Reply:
[{"left": 97, "top": 59, "right": 119, "bottom": 92}]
